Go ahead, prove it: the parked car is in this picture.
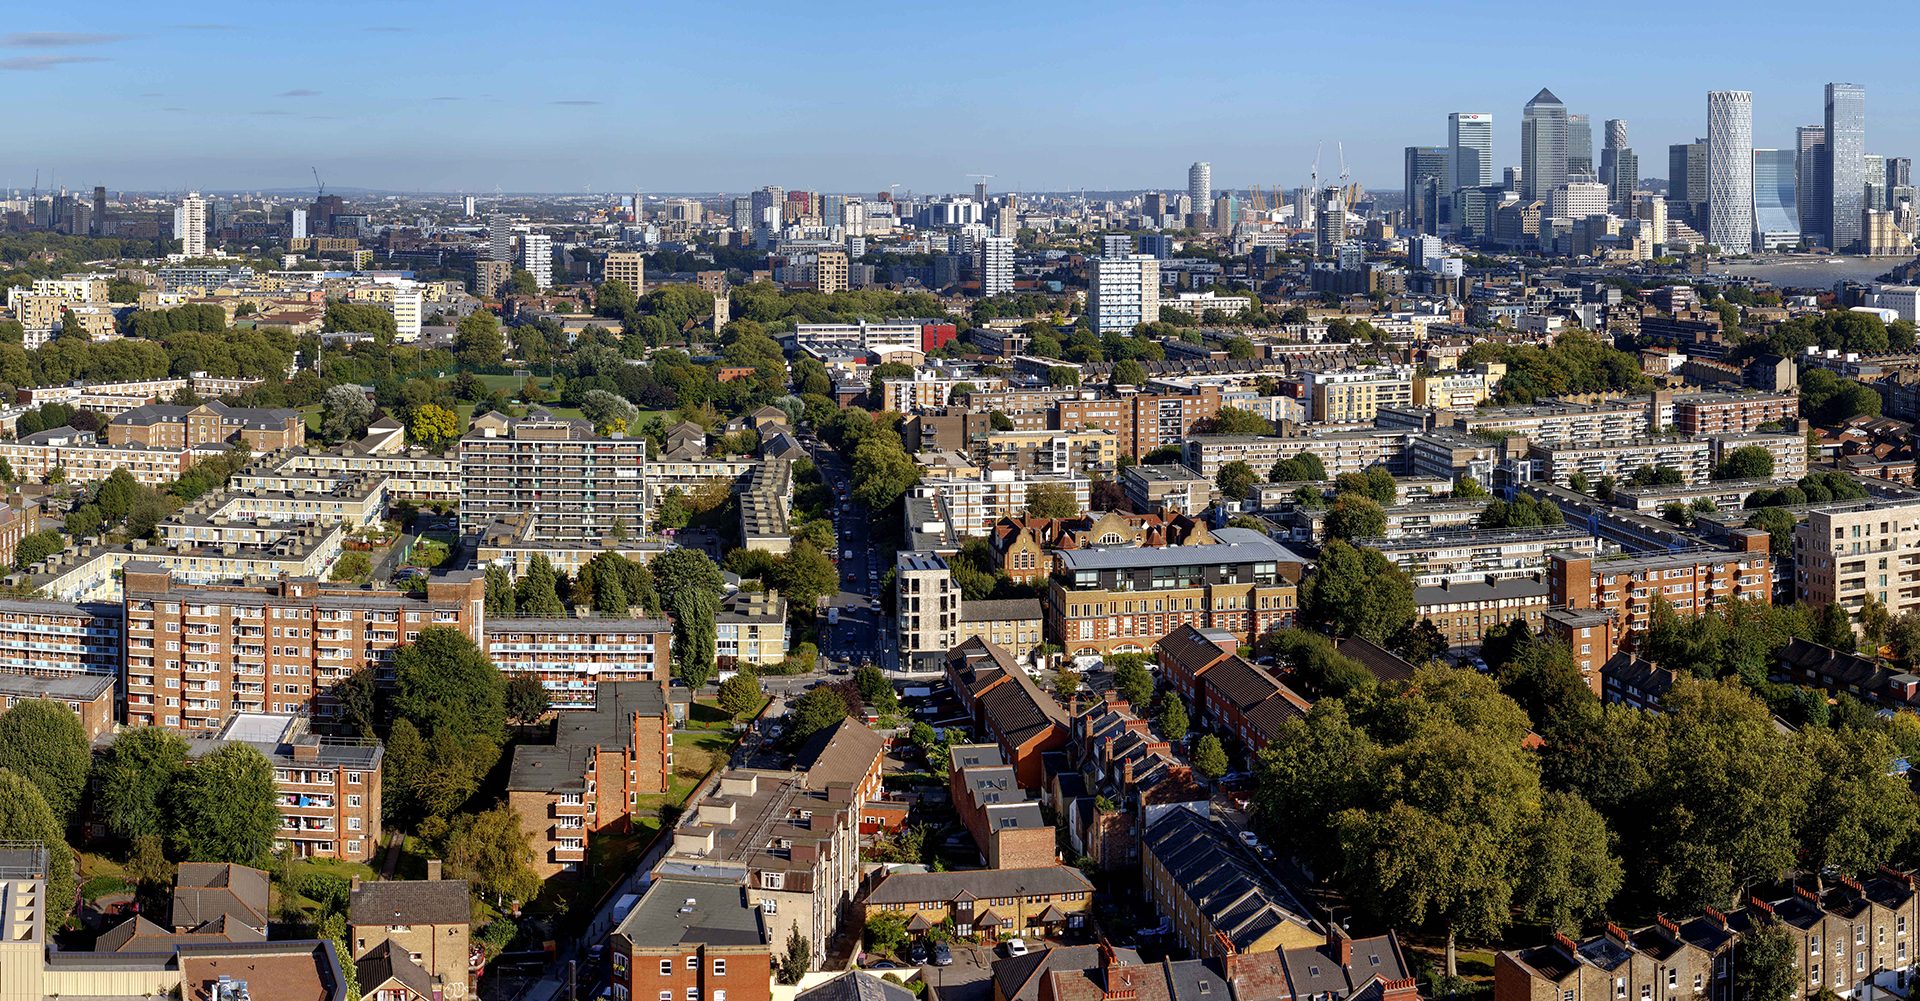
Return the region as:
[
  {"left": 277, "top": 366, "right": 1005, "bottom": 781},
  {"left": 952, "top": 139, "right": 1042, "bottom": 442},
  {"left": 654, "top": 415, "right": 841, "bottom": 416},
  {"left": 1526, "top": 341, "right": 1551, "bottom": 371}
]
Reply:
[
  {"left": 907, "top": 940, "right": 929, "bottom": 964},
  {"left": 932, "top": 942, "right": 953, "bottom": 967},
  {"left": 1005, "top": 939, "right": 1029, "bottom": 957}
]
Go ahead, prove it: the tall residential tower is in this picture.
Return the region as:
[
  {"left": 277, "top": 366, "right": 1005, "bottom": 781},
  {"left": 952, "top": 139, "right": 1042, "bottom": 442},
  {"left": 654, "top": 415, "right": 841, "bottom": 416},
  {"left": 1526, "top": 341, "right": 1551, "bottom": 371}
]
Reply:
[{"left": 1706, "top": 90, "right": 1755, "bottom": 254}]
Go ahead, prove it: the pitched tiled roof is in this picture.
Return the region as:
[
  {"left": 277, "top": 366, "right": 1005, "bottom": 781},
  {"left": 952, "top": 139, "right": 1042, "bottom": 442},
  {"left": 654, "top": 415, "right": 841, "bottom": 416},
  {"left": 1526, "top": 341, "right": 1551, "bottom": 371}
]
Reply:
[
  {"left": 349, "top": 879, "right": 474, "bottom": 927},
  {"left": 794, "top": 717, "right": 886, "bottom": 791},
  {"left": 1142, "top": 810, "right": 1318, "bottom": 952},
  {"left": 867, "top": 866, "right": 1093, "bottom": 905},
  {"left": 1157, "top": 624, "right": 1236, "bottom": 678}
]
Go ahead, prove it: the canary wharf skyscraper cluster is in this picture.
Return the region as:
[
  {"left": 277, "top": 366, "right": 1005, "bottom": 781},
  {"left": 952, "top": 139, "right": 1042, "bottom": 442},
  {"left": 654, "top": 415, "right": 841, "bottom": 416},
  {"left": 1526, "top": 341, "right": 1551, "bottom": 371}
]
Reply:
[{"left": 1401, "top": 79, "right": 1908, "bottom": 256}]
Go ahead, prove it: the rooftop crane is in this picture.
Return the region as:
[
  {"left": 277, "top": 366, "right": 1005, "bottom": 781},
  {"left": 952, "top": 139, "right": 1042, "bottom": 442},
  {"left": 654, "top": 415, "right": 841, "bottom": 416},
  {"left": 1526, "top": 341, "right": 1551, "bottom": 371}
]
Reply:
[{"left": 311, "top": 167, "right": 325, "bottom": 199}]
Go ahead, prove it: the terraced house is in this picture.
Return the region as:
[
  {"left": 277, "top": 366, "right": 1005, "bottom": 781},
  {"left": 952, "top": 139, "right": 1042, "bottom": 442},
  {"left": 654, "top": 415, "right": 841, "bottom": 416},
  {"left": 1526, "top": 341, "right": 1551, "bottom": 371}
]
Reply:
[
  {"left": 1142, "top": 809, "right": 1322, "bottom": 959},
  {"left": 863, "top": 866, "right": 1094, "bottom": 941},
  {"left": 944, "top": 638, "right": 1069, "bottom": 789},
  {"left": 1495, "top": 869, "right": 1920, "bottom": 1001}
]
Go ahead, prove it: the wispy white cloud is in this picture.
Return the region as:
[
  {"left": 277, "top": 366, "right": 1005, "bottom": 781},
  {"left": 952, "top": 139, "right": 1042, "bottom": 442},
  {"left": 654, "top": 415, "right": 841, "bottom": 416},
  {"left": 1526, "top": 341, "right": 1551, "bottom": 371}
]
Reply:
[
  {"left": 0, "top": 54, "right": 106, "bottom": 70},
  {"left": 278, "top": 88, "right": 321, "bottom": 97},
  {"left": 1, "top": 31, "right": 128, "bottom": 47}
]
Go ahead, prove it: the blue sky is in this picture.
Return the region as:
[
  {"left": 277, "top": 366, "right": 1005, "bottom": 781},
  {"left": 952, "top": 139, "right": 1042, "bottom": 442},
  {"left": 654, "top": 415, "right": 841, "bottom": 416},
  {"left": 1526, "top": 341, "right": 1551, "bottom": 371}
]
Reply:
[{"left": 4, "top": 0, "right": 1917, "bottom": 197}]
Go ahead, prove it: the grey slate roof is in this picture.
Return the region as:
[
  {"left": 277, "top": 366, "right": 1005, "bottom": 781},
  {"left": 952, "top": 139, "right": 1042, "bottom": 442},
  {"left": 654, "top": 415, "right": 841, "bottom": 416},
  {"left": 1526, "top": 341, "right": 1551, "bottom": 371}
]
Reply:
[
  {"left": 349, "top": 878, "right": 473, "bottom": 927},
  {"left": 798, "top": 971, "right": 918, "bottom": 1001},
  {"left": 867, "top": 866, "right": 1092, "bottom": 905}
]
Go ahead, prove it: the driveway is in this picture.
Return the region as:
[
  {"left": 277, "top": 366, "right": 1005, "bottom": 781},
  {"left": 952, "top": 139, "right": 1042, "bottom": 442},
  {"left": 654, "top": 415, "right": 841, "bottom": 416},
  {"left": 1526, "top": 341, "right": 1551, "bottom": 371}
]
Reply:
[{"left": 916, "top": 942, "right": 996, "bottom": 1001}]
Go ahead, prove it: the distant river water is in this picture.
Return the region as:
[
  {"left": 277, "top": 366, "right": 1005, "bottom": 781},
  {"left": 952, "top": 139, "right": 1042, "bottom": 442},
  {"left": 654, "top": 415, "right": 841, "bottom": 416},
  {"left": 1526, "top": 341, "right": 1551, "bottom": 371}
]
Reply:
[{"left": 1711, "top": 256, "right": 1915, "bottom": 290}]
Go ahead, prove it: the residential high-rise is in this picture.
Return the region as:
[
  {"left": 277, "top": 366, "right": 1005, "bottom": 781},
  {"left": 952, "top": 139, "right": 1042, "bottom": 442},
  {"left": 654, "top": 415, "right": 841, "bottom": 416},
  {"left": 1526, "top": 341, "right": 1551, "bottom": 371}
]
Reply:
[
  {"left": 1188, "top": 162, "right": 1212, "bottom": 220},
  {"left": 1891, "top": 157, "right": 1913, "bottom": 192},
  {"left": 980, "top": 235, "right": 1015, "bottom": 295},
  {"left": 1825, "top": 82, "right": 1867, "bottom": 251},
  {"left": 1315, "top": 187, "right": 1347, "bottom": 258},
  {"left": 1404, "top": 145, "right": 1450, "bottom": 235},
  {"left": 1448, "top": 112, "right": 1495, "bottom": 191},
  {"left": 1087, "top": 254, "right": 1161, "bottom": 334},
  {"left": 522, "top": 232, "right": 553, "bottom": 288},
  {"left": 1707, "top": 91, "right": 1755, "bottom": 255},
  {"left": 1753, "top": 149, "right": 1800, "bottom": 250},
  {"left": 815, "top": 248, "right": 849, "bottom": 293},
  {"left": 90, "top": 185, "right": 106, "bottom": 236},
  {"left": 604, "top": 251, "right": 645, "bottom": 295},
  {"left": 286, "top": 208, "right": 307, "bottom": 240},
  {"left": 730, "top": 196, "right": 752, "bottom": 231},
  {"left": 1669, "top": 141, "right": 1709, "bottom": 228},
  {"left": 1212, "top": 192, "right": 1238, "bottom": 232},
  {"left": 1567, "top": 114, "right": 1594, "bottom": 177},
  {"left": 458, "top": 412, "right": 648, "bottom": 543},
  {"left": 1520, "top": 89, "right": 1569, "bottom": 202},
  {"left": 1797, "top": 125, "right": 1828, "bottom": 245},
  {"left": 488, "top": 213, "right": 514, "bottom": 263},
  {"left": 173, "top": 192, "right": 207, "bottom": 257},
  {"left": 463, "top": 194, "right": 476, "bottom": 217}
]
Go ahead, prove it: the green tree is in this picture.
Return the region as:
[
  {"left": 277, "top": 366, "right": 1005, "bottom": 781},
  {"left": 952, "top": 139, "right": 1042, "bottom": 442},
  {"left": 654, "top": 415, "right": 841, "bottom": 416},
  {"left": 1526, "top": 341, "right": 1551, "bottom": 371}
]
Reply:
[
  {"left": 718, "top": 673, "right": 764, "bottom": 720},
  {"left": 1216, "top": 460, "right": 1259, "bottom": 501},
  {"left": 0, "top": 769, "right": 75, "bottom": 922},
  {"left": 96, "top": 466, "right": 140, "bottom": 521},
  {"left": 1797, "top": 725, "right": 1920, "bottom": 876},
  {"left": 1051, "top": 668, "right": 1082, "bottom": 705},
  {"left": 1513, "top": 791, "right": 1623, "bottom": 933},
  {"left": 1110, "top": 654, "right": 1155, "bottom": 709},
  {"left": 866, "top": 912, "right": 909, "bottom": 954},
  {"left": 1323, "top": 493, "right": 1386, "bottom": 541},
  {"left": 516, "top": 554, "right": 567, "bottom": 617},
  {"left": 1712, "top": 445, "right": 1775, "bottom": 481},
  {"left": 446, "top": 804, "right": 542, "bottom": 906},
  {"left": 777, "top": 927, "right": 811, "bottom": 985},
  {"left": 456, "top": 310, "right": 507, "bottom": 370},
  {"left": 508, "top": 269, "right": 540, "bottom": 295},
  {"left": 655, "top": 548, "right": 726, "bottom": 689},
  {"left": 91, "top": 726, "right": 189, "bottom": 844},
  {"left": 1301, "top": 540, "right": 1414, "bottom": 642},
  {"left": 0, "top": 698, "right": 89, "bottom": 828},
  {"left": 408, "top": 403, "right": 461, "bottom": 451},
  {"left": 1025, "top": 481, "right": 1083, "bottom": 518},
  {"left": 1205, "top": 407, "right": 1275, "bottom": 435},
  {"left": 169, "top": 743, "right": 278, "bottom": 865},
  {"left": 484, "top": 565, "right": 516, "bottom": 617},
  {"left": 392, "top": 627, "right": 507, "bottom": 741},
  {"left": 770, "top": 543, "right": 838, "bottom": 611},
  {"left": 1736, "top": 923, "right": 1800, "bottom": 1001},
  {"left": 1746, "top": 507, "right": 1796, "bottom": 556},
  {"left": 1192, "top": 734, "right": 1229, "bottom": 781},
  {"left": 330, "top": 550, "right": 373, "bottom": 582},
  {"left": 1110, "top": 358, "right": 1147, "bottom": 386},
  {"left": 791, "top": 687, "right": 850, "bottom": 742},
  {"left": 504, "top": 676, "right": 551, "bottom": 726},
  {"left": 1269, "top": 451, "right": 1329, "bottom": 483},
  {"left": 13, "top": 528, "right": 64, "bottom": 570},
  {"left": 1159, "top": 699, "right": 1190, "bottom": 742}
]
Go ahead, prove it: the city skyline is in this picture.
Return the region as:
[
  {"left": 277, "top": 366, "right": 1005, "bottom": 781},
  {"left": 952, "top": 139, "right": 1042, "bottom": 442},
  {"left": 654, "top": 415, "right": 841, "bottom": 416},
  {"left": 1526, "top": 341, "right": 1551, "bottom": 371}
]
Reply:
[{"left": 4, "top": 1, "right": 1920, "bottom": 195}]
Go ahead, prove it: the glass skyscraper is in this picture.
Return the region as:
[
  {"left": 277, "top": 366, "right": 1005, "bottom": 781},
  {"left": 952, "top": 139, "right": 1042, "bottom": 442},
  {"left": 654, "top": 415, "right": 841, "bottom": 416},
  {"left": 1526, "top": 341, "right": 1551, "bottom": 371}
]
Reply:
[
  {"left": 1521, "top": 89, "right": 1568, "bottom": 203},
  {"left": 1797, "top": 125, "right": 1827, "bottom": 245},
  {"left": 1825, "top": 83, "right": 1866, "bottom": 252},
  {"left": 1753, "top": 149, "right": 1799, "bottom": 250}
]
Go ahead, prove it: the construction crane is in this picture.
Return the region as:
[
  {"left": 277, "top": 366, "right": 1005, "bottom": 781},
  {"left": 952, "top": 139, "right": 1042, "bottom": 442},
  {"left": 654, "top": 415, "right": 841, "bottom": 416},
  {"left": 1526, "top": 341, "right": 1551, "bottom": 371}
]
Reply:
[
  {"left": 311, "top": 167, "right": 325, "bottom": 199},
  {"left": 1338, "top": 142, "right": 1358, "bottom": 210}
]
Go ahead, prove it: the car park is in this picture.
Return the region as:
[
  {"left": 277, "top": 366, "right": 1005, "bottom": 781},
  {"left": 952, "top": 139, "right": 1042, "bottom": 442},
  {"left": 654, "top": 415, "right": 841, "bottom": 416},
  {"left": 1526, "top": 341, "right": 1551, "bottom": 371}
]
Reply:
[{"left": 931, "top": 942, "right": 953, "bottom": 966}]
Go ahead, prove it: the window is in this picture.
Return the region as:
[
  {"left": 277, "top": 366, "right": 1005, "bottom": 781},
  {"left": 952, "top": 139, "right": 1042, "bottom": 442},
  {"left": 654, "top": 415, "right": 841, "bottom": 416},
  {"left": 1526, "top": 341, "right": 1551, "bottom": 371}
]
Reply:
[
  {"left": 761, "top": 899, "right": 777, "bottom": 914},
  {"left": 713, "top": 960, "right": 726, "bottom": 976},
  {"left": 686, "top": 957, "right": 697, "bottom": 971},
  {"left": 1811, "top": 966, "right": 1821, "bottom": 985},
  {"left": 687, "top": 990, "right": 700, "bottom": 1000},
  {"left": 661, "top": 993, "right": 672, "bottom": 1000},
  {"left": 1693, "top": 974, "right": 1703, "bottom": 992},
  {"left": 660, "top": 961, "right": 672, "bottom": 976},
  {"left": 715, "top": 993, "right": 726, "bottom": 1001},
  {"left": 1614, "top": 978, "right": 1625, "bottom": 999}
]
